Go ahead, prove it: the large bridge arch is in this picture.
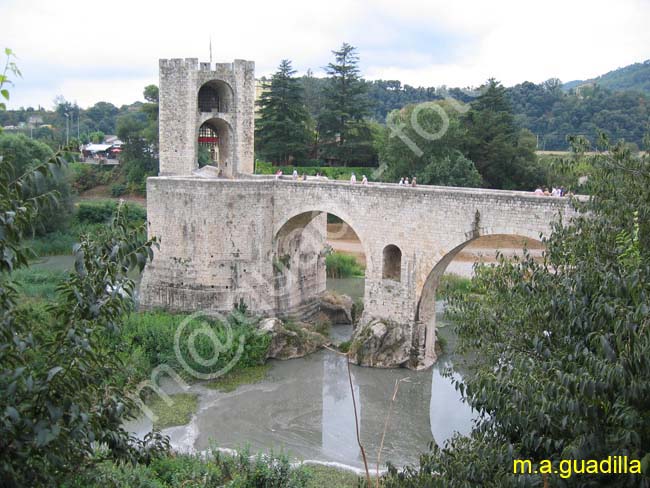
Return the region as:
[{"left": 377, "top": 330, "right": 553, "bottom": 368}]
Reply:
[
  {"left": 272, "top": 207, "right": 371, "bottom": 317},
  {"left": 415, "top": 232, "right": 546, "bottom": 360}
]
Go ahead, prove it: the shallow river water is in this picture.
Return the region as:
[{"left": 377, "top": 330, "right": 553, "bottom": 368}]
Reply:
[
  {"left": 127, "top": 303, "right": 475, "bottom": 470},
  {"left": 34, "top": 258, "right": 476, "bottom": 470}
]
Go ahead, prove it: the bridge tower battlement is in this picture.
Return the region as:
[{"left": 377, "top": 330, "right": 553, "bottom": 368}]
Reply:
[{"left": 158, "top": 57, "right": 255, "bottom": 177}]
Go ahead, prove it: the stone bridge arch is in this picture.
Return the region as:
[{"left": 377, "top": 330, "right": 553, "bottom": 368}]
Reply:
[
  {"left": 272, "top": 207, "right": 371, "bottom": 318},
  {"left": 415, "top": 230, "right": 545, "bottom": 361}
]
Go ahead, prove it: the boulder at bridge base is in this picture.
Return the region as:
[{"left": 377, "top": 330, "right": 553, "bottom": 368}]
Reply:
[
  {"left": 348, "top": 319, "right": 417, "bottom": 369},
  {"left": 258, "top": 318, "right": 330, "bottom": 360}
]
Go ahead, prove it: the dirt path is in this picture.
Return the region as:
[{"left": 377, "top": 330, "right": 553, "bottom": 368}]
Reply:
[{"left": 327, "top": 224, "right": 545, "bottom": 278}]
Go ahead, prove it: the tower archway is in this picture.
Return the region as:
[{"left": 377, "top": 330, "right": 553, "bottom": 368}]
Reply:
[
  {"left": 198, "top": 118, "right": 234, "bottom": 170},
  {"left": 198, "top": 80, "right": 234, "bottom": 113}
]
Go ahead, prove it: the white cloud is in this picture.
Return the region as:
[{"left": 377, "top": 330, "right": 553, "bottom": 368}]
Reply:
[{"left": 2, "top": 0, "right": 649, "bottom": 108}]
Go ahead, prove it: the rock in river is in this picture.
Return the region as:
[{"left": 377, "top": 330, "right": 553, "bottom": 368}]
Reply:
[{"left": 258, "top": 318, "right": 330, "bottom": 360}]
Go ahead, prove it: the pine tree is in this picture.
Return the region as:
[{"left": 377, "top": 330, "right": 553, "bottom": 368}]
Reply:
[
  {"left": 463, "top": 79, "right": 543, "bottom": 189},
  {"left": 317, "top": 43, "right": 376, "bottom": 166},
  {"left": 255, "top": 60, "right": 311, "bottom": 165}
]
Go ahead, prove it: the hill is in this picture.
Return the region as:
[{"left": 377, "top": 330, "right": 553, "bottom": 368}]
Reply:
[{"left": 563, "top": 59, "right": 650, "bottom": 95}]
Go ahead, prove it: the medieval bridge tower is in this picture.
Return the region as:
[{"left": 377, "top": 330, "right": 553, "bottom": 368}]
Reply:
[{"left": 158, "top": 58, "right": 255, "bottom": 177}]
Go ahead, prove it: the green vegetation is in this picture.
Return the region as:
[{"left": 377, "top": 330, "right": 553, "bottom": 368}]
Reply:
[
  {"left": 116, "top": 85, "right": 159, "bottom": 194},
  {"left": 380, "top": 138, "right": 650, "bottom": 486},
  {"left": 351, "top": 297, "right": 364, "bottom": 324},
  {"left": 67, "top": 161, "right": 117, "bottom": 192},
  {"left": 63, "top": 449, "right": 311, "bottom": 487},
  {"left": 206, "top": 365, "right": 271, "bottom": 392},
  {"left": 326, "top": 251, "right": 365, "bottom": 278},
  {"left": 509, "top": 79, "right": 650, "bottom": 150},
  {"left": 337, "top": 340, "right": 351, "bottom": 353},
  {"left": 12, "top": 267, "right": 68, "bottom": 301},
  {"left": 463, "top": 80, "right": 543, "bottom": 189},
  {"left": 146, "top": 393, "right": 199, "bottom": 430},
  {"left": 436, "top": 273, "right": 473, "bottom": 300},
  {"left": 0, "top": 135, "right": 168, "bottom": 485},
  {"left": 0, "top": 132, "right": 74, "bottom": 233},
  {"left": 256, "top": 60, "right": 312, "bottom": 164},
  {"left": 377, "top": 98, "right": 482, "bottom": 187},
  {"left": 317, "top": 43, "right": 376, "bottom": 166},
  {"left": 26, "top": 199, "right": 146, "bottom": 256},
  {"left": 563, "top": 59, "right": 650, "bottom": 95},
  {"left": 122, "top": 310, "right": 270, "bottom": 384},
  {"left": 303, "top": 464, "right": 361, "bottom": 487}
]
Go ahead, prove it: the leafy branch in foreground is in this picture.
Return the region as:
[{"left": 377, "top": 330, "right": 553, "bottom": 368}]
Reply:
[
  {"left": 381, "top": 138, "right": 650, "bottom": 487},
  {"left": 1, "top": 147, "right": 166, "bottom": 486}
]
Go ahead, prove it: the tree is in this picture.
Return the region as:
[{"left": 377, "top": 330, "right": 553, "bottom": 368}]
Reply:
[
  {"left": 143, "top": 84, "right": 159, "bottom": 103},
  {"left": 0, "top": 63, "right": 168, "bottom": 485},
  {"left": 0, "top": 132, "right": 73, "bottom": 233},
  {"left": 382, "top": 137, "right": 650, "bottom": 487},
  {"left": 255, "top": 60, "right": 312, "bottom": 164},
  {"left": 116, "top": 85, "right": 159, "bottom": 192},
  {"left": 463, "top": 79, "right": 543, "bottom": 189},
  {"left": 419, "top": 151, "right": 482, "bottom": 187},
  {"left": 317, "top": 43, "right": 376, "bottom": 165},
  {"left": 378, "top": 100, "right": 482, "bottom": 186}
]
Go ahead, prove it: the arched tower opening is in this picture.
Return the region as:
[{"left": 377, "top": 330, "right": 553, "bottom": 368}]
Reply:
[
  {"left": 198, "top": 80, "right": 233, "bottom": 113},
  {"left": 198, "top": 118, "right": 233, "bottom": 169},
  {"left": 382, "top": 244, "right": 402, "bottom": 281}
]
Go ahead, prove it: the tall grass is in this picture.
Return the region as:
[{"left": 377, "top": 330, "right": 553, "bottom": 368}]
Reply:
[
  {"left": 12, "top": 267, "right": 68, "bottom": 301},
  {"left": 27, "top": 200, "right": 146, "bottom": 257},
  {"left": 326, "top": 252, "right": 365, "bottom": 278}
]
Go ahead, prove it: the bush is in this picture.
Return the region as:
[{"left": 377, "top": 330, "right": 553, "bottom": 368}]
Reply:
[
  {"left": 436, "top": 273, "right": 473, "bottom": 299},
  {"left": 67, "top": 162, "right": 117, "bottom": 192},
  {"left": 77, "top": 200, "right": 146, "bottom": 225},
  {"left": 351, "top": 297, "right": 364, "bottom": 324},
  {"left": 122, "top": 311, "right": 271, "bottom": 382},
  {"left": 325, "top": 252, "right": 365, "bottom": 278},
  {"left": 110, "top": 183, "right": 127, "bottom": 197}
]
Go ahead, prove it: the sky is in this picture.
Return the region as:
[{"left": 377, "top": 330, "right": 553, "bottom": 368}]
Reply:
[{"left": 2, "top": 0, "right": 649, "bottom": 109}]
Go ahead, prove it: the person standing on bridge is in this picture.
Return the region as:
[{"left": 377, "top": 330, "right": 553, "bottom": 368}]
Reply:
[
  {"left": 404, "top": 176, "right": 410, "bottom": 185},
  {"left": 361, "top": 175, "right": 368, "bottom": 185},
  {"left": 411, "top": 176, "right": 417, "bottom": 187},
  {"left": 350, "top": 173, "right": 357, "bottom": 184},
  {"left": 292, "top": 168, "right": 298, "bottom": 180},
  {"left": 398, "top": 177, "right": 404, "bottom": 185}
]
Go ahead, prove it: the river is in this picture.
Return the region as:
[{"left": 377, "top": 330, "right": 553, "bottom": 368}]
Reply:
[
  {"left": 33, "top": 257, "right": 476, "bottom": 470},
  {"left": 126, "top": 278, "right": 475, "bottom": 471}
]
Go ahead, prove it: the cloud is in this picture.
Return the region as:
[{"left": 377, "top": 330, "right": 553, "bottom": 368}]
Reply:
[{"left": 2, "top": 0, "right": 649, "bottom": 108}]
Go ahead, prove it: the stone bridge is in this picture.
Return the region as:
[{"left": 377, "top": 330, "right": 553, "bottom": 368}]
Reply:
[
  {"left": 142, "top": 56, "right": 578, "bottom": 368},
  {"left": 140, "top": 175, "right": 575, "bottom": 367}
]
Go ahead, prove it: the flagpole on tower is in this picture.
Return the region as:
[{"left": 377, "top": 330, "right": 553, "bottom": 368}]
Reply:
[{"left": 209, "top": 36, "right": 212, "bottom": 64}]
